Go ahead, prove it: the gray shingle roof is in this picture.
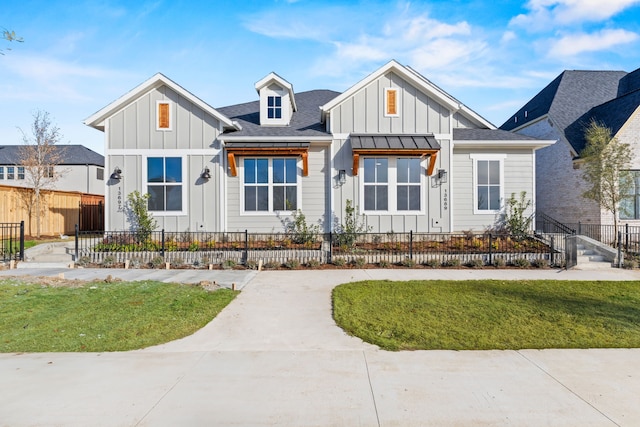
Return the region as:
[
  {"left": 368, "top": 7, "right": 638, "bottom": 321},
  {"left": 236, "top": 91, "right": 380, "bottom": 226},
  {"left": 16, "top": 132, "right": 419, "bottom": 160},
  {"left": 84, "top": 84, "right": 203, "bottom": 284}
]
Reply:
[
  {"left": 500, "top": 70, "right": 629, "bottom": 153},
  {"left": 453, "top": 128, "right": 539, "bottom": 141},
  {"left": 218, "top": 90, "right": 339, "bottom": 138},
  {"left": 0, "top": 145, "right": 104, "bottom": 166}
]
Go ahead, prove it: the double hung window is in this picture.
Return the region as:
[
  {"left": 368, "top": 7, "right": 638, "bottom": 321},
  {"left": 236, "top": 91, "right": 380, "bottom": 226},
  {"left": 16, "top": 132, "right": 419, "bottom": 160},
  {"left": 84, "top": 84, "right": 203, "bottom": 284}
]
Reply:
[
  {"left": 243, "top": 157, "right": 298, "bottom": 212},
  {"left": 267, "top": 96, "right": 282, "bottom": 119},
  {"left": 17, "top": 167, "right": 25, "bottom": 180},
  {"left": 147, "top": 157, "right": 183, "bottom": 212},
  {"left": 362, "top": 157, "right": 423, "bottom": 213},
  {"left": 471, "top": 154, "right": 505, "bottom": 213},
  {"left": 620, "top": 171, "right": 640, "bottom": 220},
  {"left": 0, "top": 167, "right": 4, "bottom": 179},
  {"left": 7, "top": 166, "right": 14, "bottom": 180}
]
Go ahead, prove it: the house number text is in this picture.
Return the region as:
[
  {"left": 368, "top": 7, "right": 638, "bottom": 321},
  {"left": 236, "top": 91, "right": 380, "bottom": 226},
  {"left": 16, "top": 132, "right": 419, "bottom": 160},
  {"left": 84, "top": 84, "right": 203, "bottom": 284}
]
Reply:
[
  {"left": 117, "top": 187, "right": 123, "bottom": 212},
  {"left": 443, "top": 188, "right": 448, "bottom": 211}
]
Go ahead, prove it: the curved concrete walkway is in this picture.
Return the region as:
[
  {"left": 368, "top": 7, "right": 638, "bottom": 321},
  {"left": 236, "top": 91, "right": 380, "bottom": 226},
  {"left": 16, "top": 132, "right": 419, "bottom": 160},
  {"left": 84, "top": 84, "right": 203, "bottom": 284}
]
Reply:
[{"left": 1, "top": 268, "right": 640, "bottom": 426}]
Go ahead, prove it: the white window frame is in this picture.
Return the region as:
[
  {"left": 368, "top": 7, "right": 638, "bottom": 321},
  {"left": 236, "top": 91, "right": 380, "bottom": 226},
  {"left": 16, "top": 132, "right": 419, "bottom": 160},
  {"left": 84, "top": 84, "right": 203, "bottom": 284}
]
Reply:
[
  {"left": 142, "top": 155, "right": 187, "bottom": 216},
  {"left": 0, "top": 166, "right": 4, "bottom": 179},
  {"left": 240, "top": 157, "right": 301, "bottom": 215},
  {"left": 359, "top": 156, "right": 426, "bottom": 215},
  {"left": 470, "top": 154, "right": 506, "bottom": 215},
  {"left": 156, "top": 100, "right": 173, "bottom": 131},
  {"left": 384, "top": 88, "right": 400, "bottom": 117},
  {"left": 7, "top": 166, "right": 15, "bottom": 180},
  {"left": 17, "top": 166, "right": 25, "bottom": 180}
]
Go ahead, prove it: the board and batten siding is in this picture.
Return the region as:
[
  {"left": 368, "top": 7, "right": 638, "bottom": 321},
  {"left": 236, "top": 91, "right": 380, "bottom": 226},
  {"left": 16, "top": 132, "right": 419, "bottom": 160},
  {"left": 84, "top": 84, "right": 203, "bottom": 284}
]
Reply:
[
  {"left": 105, "top": 84, "right": 223, "bottom": 232},
  {"left": 452, "top": 148, "right": 535, "bottom": 231},
  {"left": 330, "top": 71, "right": 451, "bottom": 135},
  {"left": 225, "top": 145, "right": 329, "bottom": 232}
]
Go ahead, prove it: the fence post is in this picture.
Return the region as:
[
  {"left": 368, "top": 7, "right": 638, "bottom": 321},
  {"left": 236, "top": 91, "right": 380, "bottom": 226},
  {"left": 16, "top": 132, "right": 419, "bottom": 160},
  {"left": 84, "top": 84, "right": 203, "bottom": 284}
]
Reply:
[
  {"left": 244, "top": 230, "right": 248, "bottom": 265},
  {"left": 328, "top": 232, "right": 332, "bottom": 264},
  {"left": 618, "top": 231, "right": 623, "bottom": 268},
  {"left": 488, "top": 233, "right": 493, "bottom": 266},
  {"left": 625, "top": 223, "right": 629, "bottom": 252},
  {"left": 161, "top": 229, "right": 165, "bottom": 258},
  {"left": 19, "top": 220, "right": 25, "bottom": 261},
  {"left": 409, "top": 230, "right": 413, "bottom": 260},
  {"left": 578, "top": 221, "right": 582, "bottom": 235},
  {"left": 74, "top": 224, "right": 79, "bottom": 262},
  {"left": 550, "top": 236, "right": 555, "bottom": 267}
]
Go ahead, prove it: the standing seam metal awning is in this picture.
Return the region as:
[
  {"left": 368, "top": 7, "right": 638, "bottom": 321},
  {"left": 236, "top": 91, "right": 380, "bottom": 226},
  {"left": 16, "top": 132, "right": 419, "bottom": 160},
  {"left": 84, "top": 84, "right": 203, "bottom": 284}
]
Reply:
[
  {"left": 225, "top": 142, "right": 311, "bottom": 177},
  {"left": 350, "top": 134, "right": 441, "bottom": 176}
]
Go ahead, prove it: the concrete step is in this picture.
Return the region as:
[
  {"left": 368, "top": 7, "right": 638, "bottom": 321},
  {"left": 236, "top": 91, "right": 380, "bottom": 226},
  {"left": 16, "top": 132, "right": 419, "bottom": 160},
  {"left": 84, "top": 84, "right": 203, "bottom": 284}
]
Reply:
[
  {"left": 16, "top": 262, "right": 73, "bottom": 269},
  {"left": 30, "top": 254, "right": 75, "bottom": 263},
  {"left": 578, "top": 254, "right": 605, "bottom": 263},
  {"left": 573, "top": 261, "right": 613, "bottom": 270}
]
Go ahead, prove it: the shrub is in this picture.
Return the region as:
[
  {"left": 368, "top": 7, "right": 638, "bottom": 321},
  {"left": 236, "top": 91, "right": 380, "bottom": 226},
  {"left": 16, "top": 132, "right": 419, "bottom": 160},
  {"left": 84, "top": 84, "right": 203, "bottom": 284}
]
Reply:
[
  {"left": 332, "top": 257, "right": 347, "bottom": 267},
  {"left": 264, "top": 261, "right": 281, "bottom": 269},
  {"left": 188, "top": 241, "right": 200, "bottom": 252},
  {"left": 306, "top": 259, "right": 321, "bottom": 269},
  {"left": 493, "top": 257, "right": 507, "bottom": 268},
  {"left": 125, "top": 191, "right": 158, "bottom": 242},
  {"left": 222, "top": 259, "right": 236, "bottom": 270},
  {"left": 512, "top": 258, "right": 531, "bottom": 268},
  {"left": 284, "top": 259, "right": 300, "bottom": 269},
  {"left": 401, "top": 258, "right": 416, "bottom": 268},
  {"left": 129, "top": 257, "right": 143, "bottom": 269},
  {"left": 245, "top": 260, "right": 258, "bottom": 270},
  {"left": 170, "top": 257, "right": 184, "bottom": 268},
  {"left": 423, "top": 258, "right": 440, "bottom": 268},
  {"left": 102, "top": 255, "right": 116, "bottom": 268},
  {"left": 353, "top": 257, "right": 367, "bottom": 268},
  {"left": 443, "top": 258, "right": 461, "bottom": 267},
  {"left": 378, "top": 259, "right": 391, "bottom": 268},
  {"left": 531, "top": 258, "right": 548, "bottom": 269},
  {"left": 76, "top": 256, "right": 91, "bottom": 267},
  {"left": 503, "top": 191, "right": 533, "bottom": 240},
  {"left": 467, "top": 258, "right": 484, "bottom": 268},
  {"left": 285, "top": 209, "right": 321, "bottom": 245},
  {"left": 333, "top": 199, "right": 371, "bottom": 249},
  {"left": 150, "top": 256, "right": 164, "bottom": 268},
  {"left": 623, "top": 259, "right": 637, "bottom": 269}
]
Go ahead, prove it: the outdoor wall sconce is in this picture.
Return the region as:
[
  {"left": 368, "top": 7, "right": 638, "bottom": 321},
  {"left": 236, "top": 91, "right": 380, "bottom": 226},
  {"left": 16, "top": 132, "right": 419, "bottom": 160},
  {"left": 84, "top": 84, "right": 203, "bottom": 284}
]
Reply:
[
  {"left": 436, "top": 169, "right": 447, "bottom": 184},
  {"left": 338, "top": 169, "right": 347, "bottom": 185},
  {"left": 110, "top": 167, "right": 122, "bottom": 181},
  {"left": 200, "top": 167, "right": 211, "bottom": 180}
]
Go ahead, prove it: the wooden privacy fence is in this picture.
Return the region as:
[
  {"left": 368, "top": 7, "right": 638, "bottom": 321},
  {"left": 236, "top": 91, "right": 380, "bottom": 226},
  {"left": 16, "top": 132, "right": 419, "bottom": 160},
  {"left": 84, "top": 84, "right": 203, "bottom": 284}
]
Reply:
[{"left": 0, "top": 185, "right": 104, "bottom": 236}]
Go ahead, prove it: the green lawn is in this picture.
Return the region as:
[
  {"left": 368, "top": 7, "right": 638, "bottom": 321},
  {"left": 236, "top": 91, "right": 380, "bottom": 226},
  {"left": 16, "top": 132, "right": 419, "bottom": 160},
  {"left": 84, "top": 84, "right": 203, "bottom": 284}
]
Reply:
[
  {"left": 333, "top": 280, "right": 640, "bottom": 351},
  {"left": 0, "top": 279, "right": 236, "bottom": 352}
]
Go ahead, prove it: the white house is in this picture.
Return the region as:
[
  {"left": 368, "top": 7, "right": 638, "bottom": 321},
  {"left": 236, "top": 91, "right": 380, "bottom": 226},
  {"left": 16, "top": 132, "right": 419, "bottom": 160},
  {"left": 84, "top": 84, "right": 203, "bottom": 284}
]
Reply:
[{"left": 85, "top": 60, "right": 554, "bottom": 233}]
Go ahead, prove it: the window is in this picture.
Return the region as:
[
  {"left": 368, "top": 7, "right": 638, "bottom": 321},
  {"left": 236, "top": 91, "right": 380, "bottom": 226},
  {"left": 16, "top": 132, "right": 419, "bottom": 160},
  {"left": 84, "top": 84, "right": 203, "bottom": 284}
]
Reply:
[
  {"left": 17, "top": 167, "right": 24, "bottom": 180},
  {"left": 385, "top": 88, "right": 399, "bottom": 116},
  {"left": 620, "top": 171, "right": 640, "bottom": 219},
  {"left": 97, "top": 167, "right": 104, "bottom": 181},
  {"left": 147, "top": 157, "right": 182, "bottom": 212},
  {"left": 45, "top": 166, "right": 54, "bottom": 178},
  {"left": 267, "top": 96, "right": 282, "bottom": 119},
  {"left": 156, "top": 101, "right": 172, "bottom": 130},
  {"left": 7, "top": 166, "right": 14, "bottom": 180},
  {"left": 0, "top": 167, "right": 4, "bottom": 180},
  {"left": 361, "top": 157, "right": 424, "bottom": 213},
  {"left": 243, "top": 157, "right": 298, "bottom": 213},
  {"left": 471, "top": 155, "right": 505, "bottom": 213}
]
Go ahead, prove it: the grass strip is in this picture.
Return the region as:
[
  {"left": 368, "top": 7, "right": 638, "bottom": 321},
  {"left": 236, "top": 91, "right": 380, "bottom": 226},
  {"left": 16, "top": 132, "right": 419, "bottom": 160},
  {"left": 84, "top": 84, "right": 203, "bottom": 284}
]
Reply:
[
  {"left": 0, "top": 279, "right": 236, "bottom": 352},
  {"left": 333, "top": 280, "right": 640, "bottom": 351}
]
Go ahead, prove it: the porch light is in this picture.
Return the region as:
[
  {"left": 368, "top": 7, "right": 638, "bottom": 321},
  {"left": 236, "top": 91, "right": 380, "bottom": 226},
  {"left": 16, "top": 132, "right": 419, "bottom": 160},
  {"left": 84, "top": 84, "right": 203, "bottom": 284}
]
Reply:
[
  {"left": 338, "top": 169, "right": 347, "bottom": 185},
  {"left": 436, "top": 169, "right": 447, "bottom": 184},
  {"left": 200, "top": 167, "right": 211, "bottom": 180},
  {"left": 110, "top": 167, "right": 122, "bottom": 181}
]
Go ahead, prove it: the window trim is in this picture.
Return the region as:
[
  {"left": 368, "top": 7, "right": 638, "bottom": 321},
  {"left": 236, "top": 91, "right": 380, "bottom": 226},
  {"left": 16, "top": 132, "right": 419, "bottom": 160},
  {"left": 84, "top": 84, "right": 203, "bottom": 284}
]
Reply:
[
  {"left": 359, "top": 156, "right": 426, "bottom": 215},
  {"left": 156, "top": 100, "right": 173, "bottom": 131},
  {"left": 7, "top": 166, "right": 15, "bottom": 180},
  {"left": 267, "top": 95, "right": 282, "bottom": 120},
  {"left": 0, "top": 166, "right": 4, "bottom": 180},
  {"left": 384, "top": 88, "right": 400, "bottom": 117},
  {"left": 142, "top": 155, "right": 187, "bottom": 216},
  {"left": 470, "top": 154, "right": 506, "bottom": 215},
  {"left": 620, "top": 170, "right": 640, "bottom": 220},
  {"left": 239, "top": 157, "right": 302, "bottom": 216},
  {"left": 17, "top": 166, "right": 25, "bottom": 180},
  {"left": 97, "top": 167, "right": 104, "bottom": 181}
]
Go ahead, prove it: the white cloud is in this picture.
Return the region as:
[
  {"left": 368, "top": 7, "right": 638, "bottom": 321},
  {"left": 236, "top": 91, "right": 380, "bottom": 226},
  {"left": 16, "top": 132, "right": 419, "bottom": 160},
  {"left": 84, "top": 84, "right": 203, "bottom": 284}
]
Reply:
[
  {"left": 511, "top": 0, "right": 640, "bottom": 29},
  {"left": 548, "top": 29, "right": 639, "bottom": 57}
]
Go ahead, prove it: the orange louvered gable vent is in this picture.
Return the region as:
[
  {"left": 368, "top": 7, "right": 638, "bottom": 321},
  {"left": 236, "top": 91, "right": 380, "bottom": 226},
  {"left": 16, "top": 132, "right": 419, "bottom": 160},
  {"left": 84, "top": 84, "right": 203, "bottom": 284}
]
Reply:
[
  {"left": 386, "top": 89, "right": 397, "bottom": 116},
  {"left": 158, "top": 102, "right": 170, "bottom": 129}
]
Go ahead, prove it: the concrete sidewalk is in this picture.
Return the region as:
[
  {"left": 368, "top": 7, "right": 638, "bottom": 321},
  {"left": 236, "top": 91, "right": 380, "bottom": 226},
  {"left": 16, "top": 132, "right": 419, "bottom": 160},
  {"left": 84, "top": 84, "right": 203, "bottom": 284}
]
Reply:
[{"left": 1, "top": 268, "right": 639, "bottom": 426}]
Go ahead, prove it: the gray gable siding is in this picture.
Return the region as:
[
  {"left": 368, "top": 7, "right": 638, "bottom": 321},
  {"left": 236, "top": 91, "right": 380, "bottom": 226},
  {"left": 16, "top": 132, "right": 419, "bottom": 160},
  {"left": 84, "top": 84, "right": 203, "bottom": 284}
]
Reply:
[{"left": 331, "top": 71, "right": 451, "bottom": 135}]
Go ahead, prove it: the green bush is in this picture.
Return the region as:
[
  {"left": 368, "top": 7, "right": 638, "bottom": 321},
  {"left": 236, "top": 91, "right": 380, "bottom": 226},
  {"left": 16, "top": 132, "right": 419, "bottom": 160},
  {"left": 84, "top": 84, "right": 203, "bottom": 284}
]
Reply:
[
  {"left": 285, "top": 259, "right": 300, "bottom": 269},
  {"left": 401, "top": 258, "right": 416, "bottom": 268},
  {"left": 423, "top": 258, "right": 440, "bottom": 268},
  {"left": 531, "top": 258, "right": 548, "bottom": 269},
  {"left": 306, "top": 259, "right": 321, "bottom": 269},
  {"left": 264, "top": 261, "right": 281, "bottom": 269},
  {"left": 332, "top": 257, "right": 346, "bottom": 267},
  {"left": 353, "top": 257, "right": 367, "bottom": 268},
  {"left": 493, "top": 257, "right": 507, "bottom": 268},
  {"left": 245, "top": 260, "right": 258, "bottom": 270},
  {"left": 222, "top": 259, "right": 236, "bottom": 270},
  {"left": 150, "top": 256, "right": 164, "bottom": 268},
  {"left": 443, "top": 258, "right": 461, "bottom": 267},
  {"left": 467, "top": 258, "right": 484, "bottom": 268},
  {"left": 512, "top": 258, "right": 531, "bottom": 268},
  {"left": 102, "top": 255, "right": 116, "bottom": 267},
  {"left": 378, "top": 259, "right": 391, "bottom": 268}
]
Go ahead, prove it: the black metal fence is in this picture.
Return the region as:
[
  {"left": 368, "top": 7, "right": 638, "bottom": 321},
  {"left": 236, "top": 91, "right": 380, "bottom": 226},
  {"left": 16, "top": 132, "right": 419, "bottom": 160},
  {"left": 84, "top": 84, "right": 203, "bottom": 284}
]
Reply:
[
  {"left": 75, "top": 227, "right": 562, "bottom": 267},
  {"left": 0, "top": 221, "right": 25, "bottom": 262}
]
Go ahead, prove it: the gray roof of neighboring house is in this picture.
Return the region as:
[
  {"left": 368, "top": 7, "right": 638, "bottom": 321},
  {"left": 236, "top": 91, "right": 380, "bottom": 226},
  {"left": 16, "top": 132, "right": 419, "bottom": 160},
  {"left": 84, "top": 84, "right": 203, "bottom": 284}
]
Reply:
[
  {"left": 218, "top": 90, "right": 339, "bottom": 138},
  {"left": 0, "top": 145, "right": 104, "bottom": 167},
  {"left": 453, "top": 128, "right": 539, "bottom": 141},
  {"left": 499, "top": 70, "right": 630, "bottom": 154}
]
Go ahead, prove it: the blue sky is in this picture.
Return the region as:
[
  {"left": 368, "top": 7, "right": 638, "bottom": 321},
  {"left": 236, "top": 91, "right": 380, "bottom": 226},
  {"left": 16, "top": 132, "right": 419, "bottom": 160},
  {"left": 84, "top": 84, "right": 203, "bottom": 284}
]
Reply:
[{"left": 2, "top": 0, "right": 640, "bottom": 155}]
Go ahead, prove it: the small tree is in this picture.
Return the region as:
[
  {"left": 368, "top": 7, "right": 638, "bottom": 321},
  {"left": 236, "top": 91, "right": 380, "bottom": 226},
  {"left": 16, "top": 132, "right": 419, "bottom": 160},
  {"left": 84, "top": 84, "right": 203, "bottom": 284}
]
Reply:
[
  {"left": 503, "top": 191, "right": 533, "bottom": 240},
  {"left": 17, "top": 110, "right": 65, "bottom": 237},
  {"left": 126, "top": 191, "right": 157, "bottom": 242},
  {"left": 580, "top": 120, "right": 634, "bottom": 244},
  {"left": 334, "top": 199, "right": 370, "bottom": 248}
]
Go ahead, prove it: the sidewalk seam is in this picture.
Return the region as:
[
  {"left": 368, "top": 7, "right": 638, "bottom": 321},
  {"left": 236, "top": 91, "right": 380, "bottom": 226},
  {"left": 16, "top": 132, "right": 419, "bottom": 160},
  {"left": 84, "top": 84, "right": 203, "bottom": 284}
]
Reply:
[
  {"left": 516, "top": 350, "right": 621, "bottom": 427},
  {"left": 362, "top": 351, "right": 381, "bottom": 427}
]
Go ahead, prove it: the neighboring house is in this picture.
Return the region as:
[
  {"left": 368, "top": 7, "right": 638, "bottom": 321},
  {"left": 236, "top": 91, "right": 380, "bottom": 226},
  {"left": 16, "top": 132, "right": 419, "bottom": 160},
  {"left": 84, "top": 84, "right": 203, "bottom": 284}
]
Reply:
[
  {"left": 500, "top": 68, "right": 640, "bottom": 227},
  {"left": 0, "top": 144, "right": 105, "bottom": 195},
  {"left": 85, "top": 60, "right": 553, "bottom": 233}
]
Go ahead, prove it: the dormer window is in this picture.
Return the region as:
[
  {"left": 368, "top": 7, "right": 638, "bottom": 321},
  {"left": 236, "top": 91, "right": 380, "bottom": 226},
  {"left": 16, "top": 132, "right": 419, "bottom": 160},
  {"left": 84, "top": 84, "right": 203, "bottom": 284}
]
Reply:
[{"left": 268, "top": 96, "right": 282, "bottom": 119}]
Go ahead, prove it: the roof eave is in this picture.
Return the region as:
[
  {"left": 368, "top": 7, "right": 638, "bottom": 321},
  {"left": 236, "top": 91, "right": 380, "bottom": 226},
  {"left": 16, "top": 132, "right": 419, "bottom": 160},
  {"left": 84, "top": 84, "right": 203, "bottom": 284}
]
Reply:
[{"left": 453, "top": 139, "right": 557, "bottom": 150}]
